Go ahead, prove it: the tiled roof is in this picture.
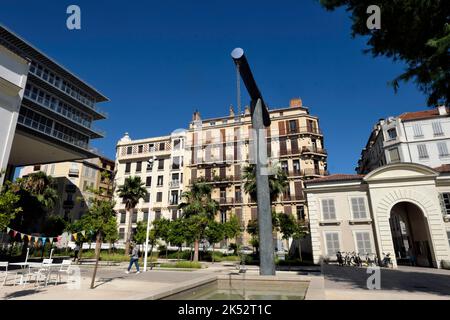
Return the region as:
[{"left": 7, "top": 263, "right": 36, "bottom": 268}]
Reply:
[
  {"left": 434, "top": 164, "right": 450, "bottom": 173},
  {"left": 398, "top": 108, "right": 449, "bottom": 121},
  {"left": 305, "top": 174, "right": 364, "bottom": 185}
]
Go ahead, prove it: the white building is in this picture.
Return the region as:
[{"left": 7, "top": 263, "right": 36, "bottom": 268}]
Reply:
[
  {"left": 113, "top": 131, "right": 186, "bottom": 242},
  {"left": 357, "top": 106, "right": 450, "bottom": 174},
  {"left": 304, "top": 163, "right": 450, "bottom": 268},
  {"left": 0, "top": 43, "right": 29, "bottom": 185}
]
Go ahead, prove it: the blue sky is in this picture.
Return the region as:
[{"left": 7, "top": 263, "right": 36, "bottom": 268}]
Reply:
[{"left": 1, "top": 0, "right": 428, "bottom": 174}]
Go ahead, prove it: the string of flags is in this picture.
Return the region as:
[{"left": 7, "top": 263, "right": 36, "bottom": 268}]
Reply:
[{"left": 3, "top": 226, "right": 87, "bottom": 245}]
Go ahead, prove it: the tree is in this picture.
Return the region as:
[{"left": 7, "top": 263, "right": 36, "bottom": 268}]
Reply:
[
  {"left": 223, "top": 215, "right": 241, "bottom": 241},
  {"left": 277, "top": 213, "right": 298, "bottom": 252},
  {"left": 153, "top": 218, "right": 171, "bottom": 260},
  {"left": 243, "top": 164, "right": 288, "bottom": 203},
  {"left": 133, "top": 220, "right": 147, "bottom": 246},
  {"left": 319, "top": 0, "right": 450, "bottom": 106},
  {"left": 246, "top": 211, "right": 280, "bottom": 254},
  {"left": 117, "top": 176, "right": 148, "bottom": 255},
  {"left": 0, "top": 185, "right": 22, "bottom": 230},
  {"left": 103, "top": 217, "right": 119, "bottom": 254},
  {"left": 167, "top": 219, "right": 188, "bottom": 261},
  {"left": 205, "top": 220, "right": 225, "bottom": 263},
  {"left": 178, "top": 182, "right": 219, "bottom": 261}
]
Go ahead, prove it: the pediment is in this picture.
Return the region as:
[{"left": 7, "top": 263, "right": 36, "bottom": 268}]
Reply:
[{"left": 363, "top": 163, "right": 437, "bottom": 182}]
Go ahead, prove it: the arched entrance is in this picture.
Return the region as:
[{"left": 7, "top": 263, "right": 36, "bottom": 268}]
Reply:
[{"left": 389, "top": 202, "right": 434, "bottom": 267}]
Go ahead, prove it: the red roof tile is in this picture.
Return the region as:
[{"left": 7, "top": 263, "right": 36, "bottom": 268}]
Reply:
[
  {"left": 434, "top": 164, "right": 450, "bottom": 173},
  {"left": 305, "top": 174, "right": 364, "bottom": 185},
  {"left": 399, "top": 108, "right": 449, "bottom": 121}
]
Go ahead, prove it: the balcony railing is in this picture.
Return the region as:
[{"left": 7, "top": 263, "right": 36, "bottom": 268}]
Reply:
[
  {"left": 190, "top": 175, "right": 234, "bottom": 185},
  {"left": 213, "top": 197, "right": 235, "bottom": 205},
  {"left": 301, "top": 168, "right": 328, "bottom": 176},
  {"left": 68, "top": 169, "right": 79, "bottom": 177},
  {"left": 169, "top": 180, "right": 180, "bottom": 188},
  {"left": 282, "top": 195, "right": 305, "bottom": 202},
  {"left": 301, "top": 146, "right": 327, "bottom": 155}
]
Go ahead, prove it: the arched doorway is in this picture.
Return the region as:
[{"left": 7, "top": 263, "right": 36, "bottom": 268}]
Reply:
[{"left": 389, "top": 202, "right": 434, "bottom": 267}]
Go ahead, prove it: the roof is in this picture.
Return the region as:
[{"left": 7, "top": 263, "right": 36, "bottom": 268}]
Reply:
[
  {"left": 398, "top": 108, "right": 449, "bottom": 122},
  {"left": 305, "top": 174, "right": 364, "bottom": 185},
  {"left": 0, "top": 24, "right": 108, "bottom": 102},
  {"left": 434, "top": 164, "right": 450, "bottom": 173}
]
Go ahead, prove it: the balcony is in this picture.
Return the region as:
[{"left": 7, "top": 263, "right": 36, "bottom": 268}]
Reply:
[
  {"left": 281, "top": 194, "right": 305, "bottom": 202},
  {"left": 68, "top": 168, "right": 79, "bottom": 177},
  {"left": 301, "top": 168, "right": 329, "bottom": 177},
  {"left": 214, "top": 197, "right": 235, "bottom": 206},
  {"left": 301, "top": 146, "right": 327, "bottom": 155},
  {"left": 190, "top": 175, "right": 234, "bottom": 185},
  {"left": 289, "top": 170, "right": 302, "bottom": 177},
  {"left": 169, "top": 180, "right": 180, "bottom": 188},
  {"left": 169, "top": 199, "right": 179, "bottom": 206}
]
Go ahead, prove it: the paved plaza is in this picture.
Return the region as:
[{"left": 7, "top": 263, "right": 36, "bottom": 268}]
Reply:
[{"left": 1, "top": 262, "right": 450, "bottom": 300}]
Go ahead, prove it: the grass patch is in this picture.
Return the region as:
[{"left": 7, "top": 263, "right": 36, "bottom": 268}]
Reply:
[
  {"left": 159, "top": 261, "right": 202, "bottom": 269},
  {"left": 80, "top": 251, "right": 158, "bottom": 263}
]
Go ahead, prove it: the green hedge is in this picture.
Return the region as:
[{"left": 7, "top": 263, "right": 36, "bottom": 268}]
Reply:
[{"left": 159, "top": 261, "right": 202, "bottom": 269}]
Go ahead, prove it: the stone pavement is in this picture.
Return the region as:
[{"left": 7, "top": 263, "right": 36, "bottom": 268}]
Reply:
[{"left": 321, "top": 264, "right": 450, "bottom": 300}]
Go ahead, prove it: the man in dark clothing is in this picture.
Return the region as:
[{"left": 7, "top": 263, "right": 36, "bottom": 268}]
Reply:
[{"left": 126, "top": 244, "right": 140, "bottom": 274}]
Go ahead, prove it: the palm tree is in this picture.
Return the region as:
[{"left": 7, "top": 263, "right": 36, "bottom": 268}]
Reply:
[
  {"left": 117, "top": 176, "right": 148, "bottom": 255},
  {"left": 178, "top": 182, "right": 219, "bottom": 262},
  {"left": 243, "top": 164, "right": 288, "bottom": 203}
]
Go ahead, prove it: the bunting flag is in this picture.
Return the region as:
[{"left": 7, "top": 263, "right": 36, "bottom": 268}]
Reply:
[
  {"left": 20, "top": 233, "right": 25, "bottom": 240},
  {"left": 42, "top": 237, "right": 47, "bottom": 246},
  {"left": 27, "top": 235, "right": 32, "bottom": 242},
  {"left": 6, "top": 227, "right": 11, "bottom": 233},
  {"left": 13, "top": 230, "right": 18, "bottom": 237},
  {"left": 4, "top": 226, "right": 86, "bottom": 246},
  {"left": 81, "top": 230, "right": 86, "bottom": 237},
  {"left": 73, "top": 233, "right": 78, "bottom": 241},
  {"left": 49, "top": 238, "right": 54, "bottom": 244}
]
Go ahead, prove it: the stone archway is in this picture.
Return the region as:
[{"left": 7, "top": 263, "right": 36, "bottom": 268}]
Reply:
[
  {"left": 371, "top": 188, "right": 441, "bottom": 268},
  {"left": 389, "top": 201, "right": 434, "bottom": 267}
]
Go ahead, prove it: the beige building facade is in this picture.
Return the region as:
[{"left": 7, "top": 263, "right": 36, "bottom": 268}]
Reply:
[
  {"left": 304, "top": 163, "right": 450, "bottom": 268},
  {"left": 19, "top": 156, "right": 115, "bottom": 222},
  {"left": 113, "top": 131, "right": 186, "bottom": 242},
  {"left": 185, "top": 98, "right": 327, "bottom": 247}
]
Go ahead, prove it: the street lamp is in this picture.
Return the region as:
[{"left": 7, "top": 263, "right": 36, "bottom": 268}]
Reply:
[{"left": 143, "top": 156, "right": 156, "bottom": 272}]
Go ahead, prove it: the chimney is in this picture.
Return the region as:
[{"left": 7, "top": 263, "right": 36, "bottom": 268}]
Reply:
[
  {"left": 244, "top": 105, "right": 250, "bottom": 115},
  {"left": 192, "top": 110, "right": 201, "bottom": 121},
  {"left": 290, "top": 98, "right": 302, "bottom": 108},
  {"left": 438, "top": 105, "right": 447, "bottom": 116}
]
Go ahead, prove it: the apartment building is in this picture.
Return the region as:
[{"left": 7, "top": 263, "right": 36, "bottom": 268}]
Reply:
[
  {"left": 356, "top": 106, "right": 450, "bottom": 174},
  {"left": 0, "top": 25, "right": 108, "bottom": 183},
  {"left": 19, "top": 156, "right": 115, "bottom": 222},
  {"left": 113, "top": 131, "right": 186, "bottom": 242},
  {"left": 185, "top": 98, "right": 328, "bottom": 246}
]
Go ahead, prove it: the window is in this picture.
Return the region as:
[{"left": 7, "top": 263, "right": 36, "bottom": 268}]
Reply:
[
  {"left": 437, "top": 142, "right": 449, "bottom": 157},
  {"left": 413, "top": 124, "right": 423, "bottom": 138},
  {"left": 321, "top": 199, "right": 336, "bottom": 220},
  {"left": 170, "top": 191, "right": 179, "bottom": 205},
  {"left": 210, "top": 121, "right": 216, "bottom": 126},
  {"left": 127, "top": 146, "right": 132, "bottom": 155},
  {"left": 447, "top": 231, "right": 450, "bottom": 248},
  {"left": 289, "top": 120, "right": 297, "bottom": 133},
  {"left": 389, "top": 148, "right": 400, "bottom": 163},
  {"left": 147, "top": 158, "right": 153, "bottom": 171},
  {"left": 149, "top": 143, "right": 155, "bottom": 152},
  {"left": 355, "top": 232, "right": 372, "bottom": 254},
  {"left": 157, "top": 176, "right": 163, "bottom": 186},
  {"left": 34, "top": 165, "right": 41, "bottom": 171},
  {"left": 172, "top": 156, "right": 181, "bottom": 170},
  {"left": 125, "top": 162, "right": 131, "bottom": 174},
  {"left": 144, "top": 193, "right": 150, "bottom": 203},
  {"left": 173, "top": 139, "right": 181, "bottom": 150},
  {"left": 138, "top": 145, "right": 143, "bottom": 153},
  {"left": 281, "top": 161, "right": 288, "bottom": 174},
  {"left": 293, "top": 160, "right": 301, "bottom": 173},
  {"left": 156, "top": 192, "right": 163, "bottom": 202},
  {"left": 325, "top": 232, "right": 340, "bottom": 256},
  {"left": 220, "top": 210, "right": 227, "bottom": 223},
  {"left": 387, "top": 128, "right": 397, "bottom": 140},
  {"left": 296, "top": 206, "right": 305, "bottom": 220},
  {"left": 120, "top": 212, "right": 126, "bottom": 224},
  {"left": 439, "top": 193, "right": 450, "bottom": 215},
  {"left": 417, "top": 144, "right": 429, "bottom": 159},
  {"left": 158, "top": 159, "right": 164, "bottom": 170},
  {"left": 119, "top": 228, "right": 125, "bottom": 240},
  {"left": 132, "top": 211, "right": 137, "bottom": 223},
  {"left": 136, "top": 161, "right": 142, "bottom": 173},
  {"left": 159, "top": 142, "right": 165, "bottom": 151},
  {"left": 143, "top": 210, "right": 149, "bottom": 222},
  {"left": 432, "top": 121, "right": 444, "bottom": 136},
  {"left": 351, "top": 197, "right": 367, "bottom": 219},
  {"left": 155, "top": 210, "right": 161, "bottom": 220},
  {"left": 146, "top": 176, "right": 152, "bottom": 187}
]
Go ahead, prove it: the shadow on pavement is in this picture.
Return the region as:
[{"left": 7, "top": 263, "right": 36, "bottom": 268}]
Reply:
[{"left": 322, "top": 264, "right": 450, "bottom": 297}]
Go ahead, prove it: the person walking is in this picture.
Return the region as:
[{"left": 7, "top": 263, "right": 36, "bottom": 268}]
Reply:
[
  {"left": 73, "top": 244, "right": 80, "bottom": 263},
  {"left": 126, "top": 243, "right": 140, "bottom": 274}
]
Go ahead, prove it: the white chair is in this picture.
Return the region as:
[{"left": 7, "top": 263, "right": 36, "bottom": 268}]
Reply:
[
  {"left": 53, "top": 260, "right": 72, "bottom": 285},
  {"left": 43, "top": 259, "right": 53, "bottom": 264},
  {"left": 28, "top": 259, "right": 53, "bottom": 287},
  {"left": 0, "top": 262, "right": 9, "bottom": 287}
]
